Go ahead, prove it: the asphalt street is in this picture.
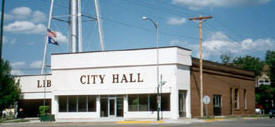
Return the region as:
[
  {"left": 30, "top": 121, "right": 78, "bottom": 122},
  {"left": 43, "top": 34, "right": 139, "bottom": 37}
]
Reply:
[{"left": 0, "top": 118, "right": 274, "bottom": 127}]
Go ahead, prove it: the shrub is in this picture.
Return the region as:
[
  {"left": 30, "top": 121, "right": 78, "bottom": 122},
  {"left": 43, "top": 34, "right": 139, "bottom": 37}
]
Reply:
[{"left": 39, "top": 106, "right": 49, "bottom": 116}]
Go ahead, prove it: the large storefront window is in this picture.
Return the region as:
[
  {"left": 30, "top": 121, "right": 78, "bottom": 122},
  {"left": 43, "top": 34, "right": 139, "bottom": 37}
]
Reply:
[
  {"left": 149, "top": 94, "right": 157, "bottom": 111},
  {"left": 161, "top": 94, "right": 170, "bottom": 111},
  {"left": 58, "top": 95, "right": 96, "bottom": 112},
  {"left": 88, "top": 96, "right": 96, "bottom": 112},
  {"left": 139, "top": 95, "right": 148, "bottom": 111},
  {"left": 78, "top": 96, "right": 87, "bottom": 112},
  {"left": 68, "top": 96, "right": 77, "bottom": 112},
  {"left": 128, "top": 94, "right": 170, "bottom": 111},
  {"left": 59, "top": 96, "right": 67, "bottom": 112},
  {"left": 128, "top": 95, "right": 139, "bottom": 111}
]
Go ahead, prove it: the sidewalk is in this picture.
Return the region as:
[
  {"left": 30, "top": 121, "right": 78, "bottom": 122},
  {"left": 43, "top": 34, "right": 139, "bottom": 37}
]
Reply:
[
  {"left": 5, "top": 116, "right": 268, "bottom": 124},
  {"left": 25, "top": 117, "right": 204, "bottom": 124}
]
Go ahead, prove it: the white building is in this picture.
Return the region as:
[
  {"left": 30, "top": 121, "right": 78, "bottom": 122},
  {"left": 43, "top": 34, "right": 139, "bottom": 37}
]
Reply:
[{"left": 18, "top": 47, "right": 192, "bottom": 120}]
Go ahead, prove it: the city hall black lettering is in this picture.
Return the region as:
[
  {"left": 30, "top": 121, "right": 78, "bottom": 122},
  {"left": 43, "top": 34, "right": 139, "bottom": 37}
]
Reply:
[
  {"left": 37, "top": 80, "right": 52, "bottom": 88},
  {"left": 80, "top": 74, "right": 106, "bottom": 84},
  {"left": 81, "top": 73, "right": 144, "bottom": 84}
]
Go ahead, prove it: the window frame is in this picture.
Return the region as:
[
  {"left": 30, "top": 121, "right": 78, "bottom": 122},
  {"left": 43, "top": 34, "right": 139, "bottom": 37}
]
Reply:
[
  {"left": 58, "top": 95, "right": 97, "bottom": 113},
  {"left": 234, "top": 88, "right": 240, "bottom": 110}
]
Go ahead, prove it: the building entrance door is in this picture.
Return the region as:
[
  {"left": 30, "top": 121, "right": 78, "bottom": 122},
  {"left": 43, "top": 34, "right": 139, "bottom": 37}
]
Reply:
[
  {"left": 101, "top": 96, "right": 123, "bottom": 117},
  {"left": 179, "top": 91, "right": 187, "bottom": 117},
  {"left": 213, "top": 95, "right": 222, "bottom": 116},
  {"left": 108, "top": 97, "right": 116, "bottom": 117}
]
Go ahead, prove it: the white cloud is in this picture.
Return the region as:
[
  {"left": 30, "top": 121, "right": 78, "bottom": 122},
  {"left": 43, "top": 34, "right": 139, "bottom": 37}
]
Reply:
[
  {"left": 172, "top": 0, "right": 270, "bottom": 10},
  {"left": 30, "top": 60, "right": 42, "bottom": 68},
  {"left": 4, "top": 21, "right": 46, "bottom": 34},
  {"left": 4, "top": 7, "right": 48, "bottom": 35},
  {"left": 11, "top": 7, "right": 32, "bottom": 20},
  {"left": 189, "top": 32, "right": 275, "bottom": 59},
  {"left": 167, "top": 17, "right": 186, "bottom": 25},
  {"left": 10, "top": 61, "right": 26, "bottom": 75},
  {"left": 4, "top": 13, "right": 14, "bottom": 21},
  {"left": 11, "top": 70, "right": 24, "bottom": 75},
  {"left": 4, "top": 7, "right": 47, "bottom": 23},
  {"left": 32, "top": 11, "right": 47, "bottom": 23},
  {"left": 55, "top": 32, "right": 68, "bottom": 43},
  {"left": 10, "top": 61, "right": 26, "bottom": 68}
]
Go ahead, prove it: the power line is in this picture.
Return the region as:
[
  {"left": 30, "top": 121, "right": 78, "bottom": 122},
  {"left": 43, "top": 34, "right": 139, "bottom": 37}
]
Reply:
[{"left": 101, "top": 16, "right": 198, "bottom": 40}]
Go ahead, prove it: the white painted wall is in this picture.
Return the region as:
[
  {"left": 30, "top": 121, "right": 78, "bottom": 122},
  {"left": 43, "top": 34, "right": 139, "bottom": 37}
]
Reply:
[
  {"left": 51, "top": 47, "right": 191, "bottom": 70},
  {"left": 18, "top": 47, "right": 192, "bottom": 120},
  {"left": 52, "top": 65, "right": 176, "bottom": 96},
  {"left": 177, "top": 65, "right": 191, "bottom": 118},
  {"left": 16, "top": 75, "right": 53, "bottom": 99}
]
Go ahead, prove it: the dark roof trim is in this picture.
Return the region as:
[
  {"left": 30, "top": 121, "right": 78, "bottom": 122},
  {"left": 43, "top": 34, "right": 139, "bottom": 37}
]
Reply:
[
  {"left": 192, "top": 57, "right": 255, "bottom": 77},
  {"left": 14, "top": 74, "right": 52, "bottom": 77},
  {"left": 52, "top": 46, "right": 192, "bottom": 56}
]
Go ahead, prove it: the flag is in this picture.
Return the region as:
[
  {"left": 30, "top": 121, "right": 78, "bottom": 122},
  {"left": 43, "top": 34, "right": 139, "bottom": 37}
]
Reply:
[{"left": 47, "top": 29, "right": 58, "bottom": 45}]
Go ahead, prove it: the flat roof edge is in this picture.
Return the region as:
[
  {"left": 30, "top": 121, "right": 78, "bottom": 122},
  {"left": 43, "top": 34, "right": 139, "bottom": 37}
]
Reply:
[
  {"left": 14, "top": 74, "right": 52, "bottom": 77},
  {"left": 51, "top": 46, "right": 192, "bottom": 56}
]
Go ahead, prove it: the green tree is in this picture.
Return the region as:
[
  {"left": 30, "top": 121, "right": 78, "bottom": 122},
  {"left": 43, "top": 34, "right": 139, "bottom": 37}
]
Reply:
[
  {"left": 0, "top": 59, "right": 21, "bottom": 115},
  {"left": 255, "top": 85, "right": 275, "bottom": 112},
  {"left": 265, "top": 50, "right": 275, "bottom": 85},
  {"left": 220, "top": 53, "right": 232, "bottom": 65},
  {"left": 232, "top": 56, "right": 264, "bottom": 76}
]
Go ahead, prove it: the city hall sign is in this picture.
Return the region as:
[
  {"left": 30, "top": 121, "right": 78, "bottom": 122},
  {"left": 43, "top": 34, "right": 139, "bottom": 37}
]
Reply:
[{"left": 80, "top": 73, "right": 144, "bottom": 84}]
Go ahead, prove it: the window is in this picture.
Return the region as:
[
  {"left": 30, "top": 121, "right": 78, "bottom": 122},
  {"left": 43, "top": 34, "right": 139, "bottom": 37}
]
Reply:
[
  {"left": 58, "top": 95, "right": 96, "bottom": 112},
  {"left": 244, "top": 89, "right": 247, "bottom": 110},
  {"left": 78, "top": 96, "right": 87, "bottom": 112},
  {"left": 149, "top": 94, "right": 157, "bottom": 111},
  {"left": 88, "top": 96, "right": 96, "bottom": 112},
  {"left": 139, "top": 95, "right": 148, "bottom": 111},
  {"left": 161, "top": 94, "right": 170, "bottom": 111},
  {"left": 68, "top": 96, "right": 77, "bottom": 112},
  {"left": 128, "top": 94, "right": 170, "bottom": 112},
  {"left": 234, "top": 88, "right": 239, "bottom": 109},
  {"left": 59, "top": 96, "right": 67, "bottom": 112},
  {"left": 128, "top": 95, "right": 139, "bottom": 111}
]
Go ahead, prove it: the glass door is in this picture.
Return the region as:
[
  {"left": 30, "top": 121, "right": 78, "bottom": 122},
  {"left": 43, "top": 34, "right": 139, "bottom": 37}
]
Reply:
[
  {"left": 108, "top": 97, "right": 116, "bottom": 117},
  {"left": 116, "top": 97, "right": 124, "bottom": 117}
]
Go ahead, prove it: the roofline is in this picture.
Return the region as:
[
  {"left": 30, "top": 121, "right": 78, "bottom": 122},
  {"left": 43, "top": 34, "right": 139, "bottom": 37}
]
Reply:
[
  {"left": 51, "top": 46, "right": 192, "bottom": 56},
  {"left": 13, "top": 74, "right": 52, "bottom": 77},
  {"left": 192, "top": 57, "right": 255, "bottom": 74}
]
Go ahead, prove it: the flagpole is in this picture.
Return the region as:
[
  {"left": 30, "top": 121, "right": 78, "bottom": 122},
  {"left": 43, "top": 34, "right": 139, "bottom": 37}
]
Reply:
[
  {"left": 41, "top": 0, "right": 54, "bottom": 75},
  {"left": 41, "top": 0, "right": 54, "bottom": 114}
]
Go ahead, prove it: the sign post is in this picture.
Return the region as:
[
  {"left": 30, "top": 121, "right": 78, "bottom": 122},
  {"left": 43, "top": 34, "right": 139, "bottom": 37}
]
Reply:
[{"left": 203, "top": 95, "right": 210, "bottom": 118}]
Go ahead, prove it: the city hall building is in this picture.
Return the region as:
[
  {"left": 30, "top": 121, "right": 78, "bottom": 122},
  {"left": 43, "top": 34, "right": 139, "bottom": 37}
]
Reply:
[{"left": 17, "top": 46, "right": 255, "bottom": 120}]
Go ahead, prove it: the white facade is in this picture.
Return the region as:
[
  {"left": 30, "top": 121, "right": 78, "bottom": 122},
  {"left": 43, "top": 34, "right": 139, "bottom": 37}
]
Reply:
[
  {"left": 17, "top": 47, "right": 192, "bottom": 120},
  {"left": 18, "top": 75, "right": 53, "bottom": 100}
]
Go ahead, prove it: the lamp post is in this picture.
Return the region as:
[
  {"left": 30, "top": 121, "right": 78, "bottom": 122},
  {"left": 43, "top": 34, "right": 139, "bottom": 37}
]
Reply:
[
  {"left": 0, "top": 0, "right": 6, "bottom": 59},
  {"left": 142, "top": 16, "right": 160, "bottom": 121}
]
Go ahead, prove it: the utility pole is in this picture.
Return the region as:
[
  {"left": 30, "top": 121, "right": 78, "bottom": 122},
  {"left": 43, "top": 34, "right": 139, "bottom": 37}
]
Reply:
[
  {"left": 0, "top": 0, "right": 5, "bottom": 60},
  {"left": 189, "top": 16, "right": 212, "bottom": 118}
]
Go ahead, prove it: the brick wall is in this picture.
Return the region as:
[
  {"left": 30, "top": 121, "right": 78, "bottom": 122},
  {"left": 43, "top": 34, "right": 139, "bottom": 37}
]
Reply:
[{"left": 190, "top": 58, "right": 255, "bottom": 117}]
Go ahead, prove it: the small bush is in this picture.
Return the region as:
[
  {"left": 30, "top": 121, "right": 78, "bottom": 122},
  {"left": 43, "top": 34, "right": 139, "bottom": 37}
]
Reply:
[{"left": 39, "top": 106, "right": 49, "bottom": 116}]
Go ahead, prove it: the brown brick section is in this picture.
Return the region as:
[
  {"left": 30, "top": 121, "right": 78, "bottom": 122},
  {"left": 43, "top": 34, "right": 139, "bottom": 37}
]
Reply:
[{"left": 190, "top": 58, "right": 255, "bottom": 117}]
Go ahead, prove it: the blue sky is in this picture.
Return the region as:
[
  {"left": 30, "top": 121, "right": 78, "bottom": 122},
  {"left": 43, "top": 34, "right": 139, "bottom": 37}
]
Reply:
[{"left": 2, "top": 0, "right": 275, "bottom": 75}]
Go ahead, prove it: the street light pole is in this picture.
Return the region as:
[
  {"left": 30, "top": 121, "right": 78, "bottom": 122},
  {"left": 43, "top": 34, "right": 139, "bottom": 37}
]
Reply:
[
  {"left": 142, "top": 16, "right": 160, "bottom": 121},
  {"left": 0, "top": 0, "right": 6, "bottom": 60}
]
